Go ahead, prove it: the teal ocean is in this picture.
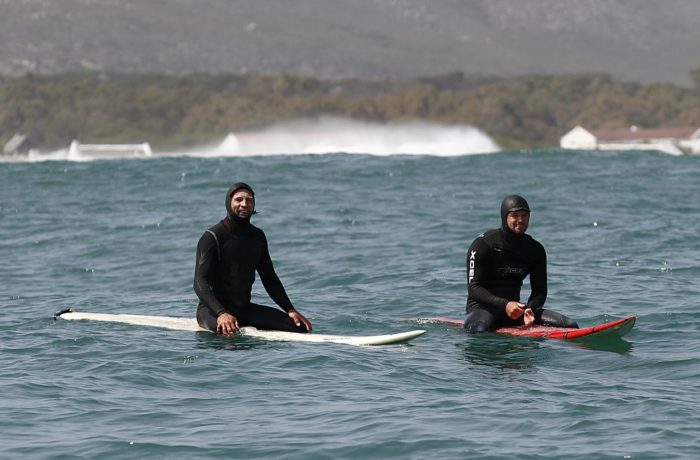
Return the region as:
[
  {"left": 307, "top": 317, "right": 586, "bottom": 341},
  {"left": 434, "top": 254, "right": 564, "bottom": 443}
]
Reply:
[{"left": 2, "top": 148, "right": 699, "bottom": 459}]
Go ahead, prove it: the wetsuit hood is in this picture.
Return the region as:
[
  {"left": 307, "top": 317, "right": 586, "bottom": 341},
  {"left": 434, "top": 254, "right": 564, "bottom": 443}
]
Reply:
[
  {"left": 225, "top": 182, "right": 256, "bottom": 225},
  {"left": 500, "top": 195, "right": 530, "bottom": 236}
]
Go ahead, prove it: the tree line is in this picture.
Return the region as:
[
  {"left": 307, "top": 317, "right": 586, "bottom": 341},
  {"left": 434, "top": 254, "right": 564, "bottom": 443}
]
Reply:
[{"left": 1, "top": 69, "right": 699, "bottom": 151}]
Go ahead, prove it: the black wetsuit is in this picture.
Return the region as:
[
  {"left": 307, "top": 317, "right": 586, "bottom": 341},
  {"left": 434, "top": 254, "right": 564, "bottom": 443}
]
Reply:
[
  {"left": 464, "top": 198, "right": 577, "bottom": 333},
  {"left": 193, "top": 184, "right": 306, "bottom": 333}
]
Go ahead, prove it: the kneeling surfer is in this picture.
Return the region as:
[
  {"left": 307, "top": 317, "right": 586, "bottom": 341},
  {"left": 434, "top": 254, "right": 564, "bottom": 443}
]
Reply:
[
  {"left": 464, "top": 195, "right": 578, "bottom": 333},
  {"left": 194, "top": 182, "right": 312, "bottom": 336}
]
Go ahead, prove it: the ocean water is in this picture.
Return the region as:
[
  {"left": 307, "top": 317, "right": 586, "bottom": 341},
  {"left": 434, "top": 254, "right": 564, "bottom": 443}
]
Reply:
[{"left": 2, "top": 148, "right": 699, "bottom": 459}]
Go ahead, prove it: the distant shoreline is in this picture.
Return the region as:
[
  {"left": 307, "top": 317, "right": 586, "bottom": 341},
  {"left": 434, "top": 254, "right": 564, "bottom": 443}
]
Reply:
[{"left": 2, "top": 71, "right": 699, "bottom": 152}]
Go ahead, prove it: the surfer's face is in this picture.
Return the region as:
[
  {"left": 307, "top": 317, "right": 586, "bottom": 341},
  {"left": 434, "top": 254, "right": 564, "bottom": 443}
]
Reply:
[
  {"left": 506, "top": 210, "right": 530, "bottom": 235},
  {"left": 230, "top": 190, "right": 255, "bottom": 219}
]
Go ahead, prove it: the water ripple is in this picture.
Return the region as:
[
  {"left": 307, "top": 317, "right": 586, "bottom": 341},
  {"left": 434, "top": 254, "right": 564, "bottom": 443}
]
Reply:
[{"left": 2, "top": 151, "right": 700, "bottom": 458}]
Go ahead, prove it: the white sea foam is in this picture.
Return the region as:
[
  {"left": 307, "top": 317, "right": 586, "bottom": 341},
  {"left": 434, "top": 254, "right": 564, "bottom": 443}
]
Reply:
[
  {"left": 1, "top": 117, "right": 500, "bottom": 162},
  {"left": 203, "top": 118, "right": 500, "bottom": 157}
]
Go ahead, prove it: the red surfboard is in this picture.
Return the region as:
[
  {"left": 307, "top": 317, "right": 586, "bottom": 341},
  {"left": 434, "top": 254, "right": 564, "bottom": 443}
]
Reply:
[{"left": 410, "top": 316, "right": 635, "bottom": 342}]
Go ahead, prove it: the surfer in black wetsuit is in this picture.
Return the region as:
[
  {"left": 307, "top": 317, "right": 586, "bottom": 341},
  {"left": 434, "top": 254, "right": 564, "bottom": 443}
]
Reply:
[
  {"left": 194, "top": 182, "right": 312, "bottom": 336},
  {"left": 464, "top": 195, "right": 578, "bottom": 333}
]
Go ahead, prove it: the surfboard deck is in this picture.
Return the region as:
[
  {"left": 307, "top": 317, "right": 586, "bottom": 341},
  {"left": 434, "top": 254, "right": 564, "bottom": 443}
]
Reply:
[
  {"left": 54, "top": 309, "right": 426, "bottom": 346},
  {"left": 409, "top": 315, "right": 635, "bottom": 341}
]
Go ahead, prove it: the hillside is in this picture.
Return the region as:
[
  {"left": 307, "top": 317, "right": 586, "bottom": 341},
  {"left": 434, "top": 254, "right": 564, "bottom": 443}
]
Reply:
[
  {"left": 1, "top": 0, "right": 700, "bottom": 85},
  {"left": 3, "top": 72, "right": 699, "bottom": 151}
]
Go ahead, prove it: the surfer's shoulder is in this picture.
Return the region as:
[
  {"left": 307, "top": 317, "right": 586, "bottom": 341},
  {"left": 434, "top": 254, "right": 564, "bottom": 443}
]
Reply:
[{"left": 479, "top": 228, "right": 500, "bottom": 240}]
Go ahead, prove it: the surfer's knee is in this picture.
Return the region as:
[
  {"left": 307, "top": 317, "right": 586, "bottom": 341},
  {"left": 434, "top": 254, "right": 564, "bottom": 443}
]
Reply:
[
  {"left": 464, "top": 309, "right": 493, "bottom": 334},
  {"left": 539, "top": 309, "right": 578, "bottom": 329},
  {"left": 464, "top": 320, "right": 490, "bottom": 334},
  {"left": 281, "top": 318, "right": 309, "bottom": 333},
  {"left": 196, "top": 306, "right": 218, "bottom": 332}
]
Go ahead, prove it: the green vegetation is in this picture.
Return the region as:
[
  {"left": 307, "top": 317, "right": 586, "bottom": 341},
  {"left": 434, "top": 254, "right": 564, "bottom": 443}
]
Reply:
[{"left": 2, "top": 69, "right": 700, "bottom": 151}]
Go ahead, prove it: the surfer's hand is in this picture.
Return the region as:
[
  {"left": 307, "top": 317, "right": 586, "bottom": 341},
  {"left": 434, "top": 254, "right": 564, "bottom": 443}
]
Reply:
[
  {"left": 523, "top": 308, "right": 535, "bottom": 327},
  {"left": 288, "top": 309, "right": 312, "bottom": 332},
  {"left": 505, "top": 301, "right": 526, "bottom": 320},
  {"left": 216, "top": 312, "right": 239, "bottom": 336}
]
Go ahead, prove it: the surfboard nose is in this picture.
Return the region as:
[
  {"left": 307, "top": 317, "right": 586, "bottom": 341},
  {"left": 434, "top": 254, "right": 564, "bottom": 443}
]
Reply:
[{"left": 53, "top": 308, "right": 74, "bottom": 319}]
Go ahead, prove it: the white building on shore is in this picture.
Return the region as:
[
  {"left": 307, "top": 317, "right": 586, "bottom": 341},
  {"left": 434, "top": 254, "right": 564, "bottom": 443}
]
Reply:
[
  {"left": 67, "top": 140, "right": 153, "bottom": 158},
  {"left": 560, "top": 125, "right": 700, "bottom": 155}
]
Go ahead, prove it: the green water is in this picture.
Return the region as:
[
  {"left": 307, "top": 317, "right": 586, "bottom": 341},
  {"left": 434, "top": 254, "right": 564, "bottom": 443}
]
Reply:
[{"left": 2, "top": 150, "right": 699, "bottom": 459}]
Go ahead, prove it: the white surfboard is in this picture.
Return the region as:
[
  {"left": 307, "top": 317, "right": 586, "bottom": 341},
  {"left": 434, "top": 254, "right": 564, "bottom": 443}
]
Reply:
[{"left": 55, "top": 310, "right": 426, "bottom": 346}]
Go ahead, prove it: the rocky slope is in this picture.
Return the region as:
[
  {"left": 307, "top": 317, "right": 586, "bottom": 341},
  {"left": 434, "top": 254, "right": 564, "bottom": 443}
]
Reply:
[{"left": 1, "top": 0, "right": 699, "bottom": 84}]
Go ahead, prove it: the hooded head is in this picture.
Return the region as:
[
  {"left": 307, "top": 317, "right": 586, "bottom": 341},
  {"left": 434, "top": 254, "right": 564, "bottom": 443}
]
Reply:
[
  {"left": 225, "top": 182, "right": 256, "bottom": 224},
  {"left": 500, "top": 195, "right": 530, "bottom": 234}
]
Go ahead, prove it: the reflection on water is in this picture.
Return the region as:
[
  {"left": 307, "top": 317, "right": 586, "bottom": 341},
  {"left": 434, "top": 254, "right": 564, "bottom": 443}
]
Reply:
[
  {"left": 457, "top": 332, "right": 634, "bottom": 375},
  {"left": 194, "top": 330, "right": 267, "bottom": 351},
  {"left": 570, "top": 336, "right": 634, "bottom": 354},
  {"left": 457, "top": 333, "right": 544, "bottom": 376}
]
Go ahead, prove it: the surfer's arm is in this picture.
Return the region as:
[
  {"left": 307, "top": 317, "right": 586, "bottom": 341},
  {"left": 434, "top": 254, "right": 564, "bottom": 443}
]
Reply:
[
  {"left": 525, "top": 243, "right": 547, "bottom": 314},
  {"left": 256, "top": 232, "right": 295, "bottom": 313},
  {"left": 467, "top": 238, "right": 509, "bottom": 313},
  {"left": 193, "top": 231, "right": 227, "bottom": 317},
  {"left": 258, "top": 240, "right": 313, "bottom": 330}
]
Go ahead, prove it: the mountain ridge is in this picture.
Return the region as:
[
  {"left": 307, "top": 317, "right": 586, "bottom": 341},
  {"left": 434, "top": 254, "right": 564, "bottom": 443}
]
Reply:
[{"left": 1, "top": 0, "right": 699, "bottom": 85}]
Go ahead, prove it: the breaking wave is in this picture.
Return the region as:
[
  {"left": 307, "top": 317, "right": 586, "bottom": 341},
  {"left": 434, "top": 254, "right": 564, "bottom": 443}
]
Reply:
[{"left": 2, "top": 117, "right": 500, "bottom": 162}]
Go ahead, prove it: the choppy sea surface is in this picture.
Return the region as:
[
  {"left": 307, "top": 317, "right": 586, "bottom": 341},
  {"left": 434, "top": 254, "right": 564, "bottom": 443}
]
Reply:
[{"left": 2, "top": 148, "right": 699, "bottom": 459}]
